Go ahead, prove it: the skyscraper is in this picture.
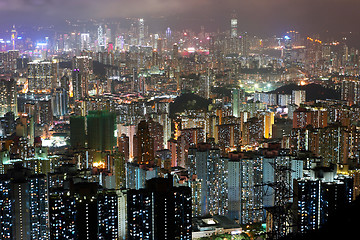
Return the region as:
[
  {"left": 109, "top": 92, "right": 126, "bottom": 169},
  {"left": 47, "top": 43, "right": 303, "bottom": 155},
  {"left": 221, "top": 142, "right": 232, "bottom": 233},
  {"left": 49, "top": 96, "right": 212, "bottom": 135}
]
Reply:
[
  {"left": 228, "top": 156, "right": 263, "bottom": 224},
  {"left": 230, "top": 17, "right": 238, "bottom": 39},
  {"left": 72, "top": 56, "right": 93, "bottom": 100},
  {"left": 70, "top": 115, "right": 86, "bottom": 149},
  {"left": 136, "top": 120, "right": 154, "bottom": 165},
  {"left": 0, "top": 163, "right": 49, "bottom": 239},
  {"left": 87, "top": 110, "right": 116, "bottom": 152},
  {"left": 293, "top": 172, "right": 353, "bottom": 233},
  {"left": 138, "top": 18, "right": 145, "bottom": 46},
  {"left": 232, "top": 88, "right": 246, "bottom": 118},
  {"left": 27, "top": 60, "right": 55, "bottom": 93},
  {"left": 127, "top": 176, "right": 192, "bottom": 240},
  {"left": 0, "top": 78, "right": 17, "bottom": 117},
  {"left": 283, "top": 35, "right": 292, "bottom": 65}
]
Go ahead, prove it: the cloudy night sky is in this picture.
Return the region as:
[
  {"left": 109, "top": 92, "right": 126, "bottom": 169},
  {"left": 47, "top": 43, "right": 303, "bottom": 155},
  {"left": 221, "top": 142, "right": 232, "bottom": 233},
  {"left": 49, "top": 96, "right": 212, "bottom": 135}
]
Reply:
[{"left": 0, "top": 0, "right": 359, "bottom": 36}]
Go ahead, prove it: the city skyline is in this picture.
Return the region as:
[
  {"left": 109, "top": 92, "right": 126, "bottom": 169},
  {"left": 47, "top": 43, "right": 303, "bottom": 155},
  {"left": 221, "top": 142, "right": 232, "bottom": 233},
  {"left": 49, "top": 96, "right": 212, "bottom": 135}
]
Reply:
[
  {"left": 0, "top": 0, "right": 359, "bottom": 36},
  {"left": 0, "top": 1, "right": 360, "bottom": 239}
]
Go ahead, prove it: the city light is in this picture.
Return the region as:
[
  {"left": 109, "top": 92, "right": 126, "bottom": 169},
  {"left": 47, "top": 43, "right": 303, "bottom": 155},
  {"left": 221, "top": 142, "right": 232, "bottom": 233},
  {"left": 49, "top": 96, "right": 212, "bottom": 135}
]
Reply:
[{"left": 0, "top": 3, "right": 358, "bottom": 240}]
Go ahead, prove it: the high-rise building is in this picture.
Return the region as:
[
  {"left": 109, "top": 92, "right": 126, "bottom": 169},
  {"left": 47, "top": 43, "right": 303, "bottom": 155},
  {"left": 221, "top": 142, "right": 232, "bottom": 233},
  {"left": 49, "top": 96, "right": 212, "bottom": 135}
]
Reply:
[
  {"left": 52, "top": 87, "right": 68, "bottom": 117},
  {"left": 127, "top": 176, "right": 192, "bottom": 240},
  {"left": 0, "top": 163, "right": 49, "bottom": 239},
  {"left": 230, "top": 17, "right": 238, "bottom": 39},
  {"left": 87, "top": 110, "right": 116, "bottom": 152},
  {"left": 70, "top": 115, "right": 86, "bottom": 149},
  {"left": 228, "top": 156, "right": 263, "bottom": 224},
  {"left": 0, "top": 78, "right": 17, "bottom": 117},
  {"left": 293, "top": 169, "right": 353, "bottom": 233},
  {"left": 216, "top": 123, "right": 241, "bottom": 151},
  {"left": 232, "top": 88, "right": 246, "bottom": 117},
  {"left": 38, "top": 100, "right": 53, "bottom": 125},
  {"left": 292, "top": 90, "right": 306, "bottom": 106},
  {"left": 341, "top": 78, "right": 360, "bottom": 105},
  {"left": 135, "top": 120, "right": 154, "bottom": 165},
  {"left": 138, "top": 18, "right": 145, "bottom": 46},
  {"left": 98, "top": 190, "right": 118, "bottom": 240},
  {"left": 189, "top": 143, "right": 228, "bottom": 215},
  {"left": 72, "top": 56, "right": 93, "bottom": 100},
  {"left": 283, "top": 35, "right": 292, "bottom": 64},
  {"left": 98, "top": 25, "right": 105, "bottom": 49},
  {"left": 293, "top": 108, "right": 312, "bottom": 129},
  {"left": 27, "top": 60, "right": 56, "bottom": 93}
]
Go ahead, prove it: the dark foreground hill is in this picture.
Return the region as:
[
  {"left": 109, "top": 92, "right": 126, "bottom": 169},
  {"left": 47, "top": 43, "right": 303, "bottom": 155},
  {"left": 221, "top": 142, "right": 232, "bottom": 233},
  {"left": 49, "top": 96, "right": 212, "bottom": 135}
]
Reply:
[{"left": 170, "top": 93, "right": 211, "bottom": 118}]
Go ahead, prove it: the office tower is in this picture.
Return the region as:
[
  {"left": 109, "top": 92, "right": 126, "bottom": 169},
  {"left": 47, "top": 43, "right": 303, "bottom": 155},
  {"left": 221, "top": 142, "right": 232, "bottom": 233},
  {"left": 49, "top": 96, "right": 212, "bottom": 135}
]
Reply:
[
  {"left": 293, "top": 172, "right": 353, "bottom": 233},
  {"left": 0, "top": 164, "right": 49, "bottom": 239},
  {"left": 173, "top": 43, "right": 179, "bottom": 60},
  {"left": 230, "top": 17, "right": 238, "bottom": 39},
  {"left": 115, "top": 35, "right": 124, "bottom": 51},
  {"left": 98, "top": 25, "right": 105, "bottom": 49},
  {"left": 87, "top": 110, "right": 116, "bottom": 152},
  {"left": 70, "top": 115, "right": 86, "bottom": 149},
  {"left": 27, "top": 60, "right": 55, "bottom": 93},
  {"left": 105, "top": 27, "right": 112, "bottom": 47},
  {"left": 228, "top": 157, "right": 263, "bottom": 224},
  {"left": 52, "top": 87, "right": 68, "bottom": 117},
  {"left": 232, "top": 88, "right": 246, "bottom": 117},
  {"left": 127, "top": 177, "right": 192, "bottom": 240},
  {"left": 131, "top": 67, "right": 139, "bottom": 93},
  {"left": 60, "top": 74, "right": 70, "bottom": 91},
  {"left": 138, "top": 18, "right": 145, "bottom": 46},
  {"left": 72, "top": 56, "right": 93, "bottom": 100},
  {"left": 0, "top": 78, "right": 17, "bottom": 117},
  {"left": 286, "top": 30, "right": 300, "bottom": 46},
  {"left": 241, "top": 32, "right": 249, "bottom": 57},
  {"left": 136, "top": 120, "right": 154, "bottom": 165},
  {"left": 11, "top": 26, "right": 17, "bottom": 50},
  {"left": 80, "top": 33, "right": 90, "bottom": 51},
  {"left": 166, "top": 27, "right": 172, "bottom": 39},
  {"left": 283, "top": 35, "right": 292, "bottom": 64},
  {"left": 292, "top": 90, "right": 306, "bottom": 106},
  {"left": 229, "top": 13, "right": 239, "bottom": 54}
]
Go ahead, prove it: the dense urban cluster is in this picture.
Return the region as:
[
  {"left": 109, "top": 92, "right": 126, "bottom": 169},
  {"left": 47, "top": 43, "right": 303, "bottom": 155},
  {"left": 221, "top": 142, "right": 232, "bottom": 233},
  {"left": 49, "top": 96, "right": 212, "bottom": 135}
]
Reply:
[{"left": 0, "top": 15, "right": 359, "bottom": 239}]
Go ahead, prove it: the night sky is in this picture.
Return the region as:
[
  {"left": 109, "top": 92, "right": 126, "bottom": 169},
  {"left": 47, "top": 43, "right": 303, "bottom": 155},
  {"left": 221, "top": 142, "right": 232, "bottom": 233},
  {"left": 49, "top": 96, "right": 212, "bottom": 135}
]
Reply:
[{"left": 0, "top": 0, "right": 359, "bottom": 35}]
